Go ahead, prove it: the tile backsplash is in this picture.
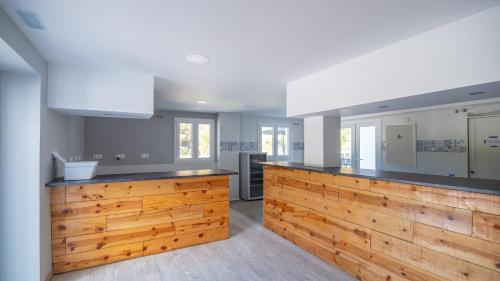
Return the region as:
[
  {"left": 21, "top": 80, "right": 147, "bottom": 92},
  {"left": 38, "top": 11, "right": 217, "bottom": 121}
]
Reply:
[
  {"left": 416, "top": 139, "right": 466, "bottom": 153},
  {"left": 220, "top": 141, "right": 304, "bottom": 152}
]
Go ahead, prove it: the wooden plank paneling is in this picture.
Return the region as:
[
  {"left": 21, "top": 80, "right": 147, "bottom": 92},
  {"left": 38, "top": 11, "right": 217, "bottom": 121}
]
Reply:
[
  {"left": 338, "top": 176, "right": 370, "bottom": 191},
  {"left": 51, "top": 197, "right": 142, "bottom": 220},
  {"left": 52, "top": 238, "right": 66, "bottom": 257},
  {"left": 65, "top": 180, "right": 174, "bottom": 202},
  {"left": 51, "top": 187, "right": 66, "bottom": 204},
  {"left": 203, "top": 201, "right": 229, "bottom": 217},
  {"left": 52, "top": 216, "right": 106, "bottom": 239},
  {"left": 473, "top": 212, "right": 500, "bottom": 243},
  {"left": 371, "top": 180, "right": 500, "bottom": 215},
  {"left": 371, "top": 231, "right": 500, "bottom": 281},
  {"left": 143, "top": 227, "right": 229, "bottom": 256},
  {"left": 142, "top": 189, "right": 228, "bottom": 211},
  {"left": 414, "top": 223, "right": 500, "bottom": 271},
  {"left": 66, "top": 223, "right": 175, "bottom": 254},
  {"left": 339, "top": 186, "right": 472, "bottom": 234},
  {"left": 174, "top": 216, "right": 228, "bottom": 234},
  {"left": 173, "top": 176, "right": 228, "bottom": 192},
  {"left": 106, "top": 205, "right": 204, "bottom": 231},
  {"left": 52, "top": 242, "right": 143, "bottom": 274},
  {"left": 277, "top": 176, "right": 324, "bottom": 196}
]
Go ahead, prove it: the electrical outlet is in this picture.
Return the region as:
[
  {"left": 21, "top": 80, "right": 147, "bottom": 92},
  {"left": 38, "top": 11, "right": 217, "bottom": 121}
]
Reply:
[
  {"left": 93, "top": 154, "right": 103, "bottom": 160},
  {"left": 140, "top": 153, "right": 150, "bottom": 159},
  {"left": 115, "top": 154, "right": 125, "bottom": 160}
]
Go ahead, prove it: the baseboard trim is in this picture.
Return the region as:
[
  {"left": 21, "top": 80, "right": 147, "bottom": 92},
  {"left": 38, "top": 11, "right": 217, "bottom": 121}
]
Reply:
[{"left": 44, "top": 270, "right": 53, "bottom": 281}]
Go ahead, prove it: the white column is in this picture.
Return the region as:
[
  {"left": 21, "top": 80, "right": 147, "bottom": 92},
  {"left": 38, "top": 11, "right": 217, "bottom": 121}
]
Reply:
[
  {"left": 304, "top": 115, "right": 340, "bottom": 167},
  {"left": 216, "top": 113, "right": 240, "bottom": 200}
]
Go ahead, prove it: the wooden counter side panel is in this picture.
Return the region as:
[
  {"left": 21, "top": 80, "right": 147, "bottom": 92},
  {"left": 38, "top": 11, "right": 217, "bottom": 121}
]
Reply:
[
  {"left": 473, "top": 212, "right": 500, "bottom": 243},
  {"left": 51, "top": 197, "right": 143, "bottom": 220},
  {"left": 371, "top": 180, "right": 500, "bottom": 215},
  {"left": 338, "top": 176, "right": 370, "bottom": 191},
  {"left": 339, "top": 186, "right": 472, "bottom": 235},
  {"left": 372, "top": 231, "right": 500, "bottom": 281},
  {"left": 50, "top": 175, "right": 230, "bottom": 274},
  {"left": 65, "top": 180, "right": 174, "bottom": 202},
  {"left": 414, "top": 223, "right": 500, "bottom": 271},
  {"left": 52, "top": 242, "right": 144, "bottom": 274}
]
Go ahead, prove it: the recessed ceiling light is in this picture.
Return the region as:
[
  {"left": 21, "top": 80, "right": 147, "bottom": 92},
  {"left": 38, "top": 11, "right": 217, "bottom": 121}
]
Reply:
[
  {"left": 16, "top": 9, "right": 46, "bottom": 30},
  {"left": 378, "top": 105, "right": 389, "bottom": 109},
  {"left": 185, "top": 54, "right": 209, "bottom": 64},
  {"left": 468, "top": 91, "right": 484, "bottom": 96},
  {"left": 197, "top": 100, "right": 208, "bottom": 104}
]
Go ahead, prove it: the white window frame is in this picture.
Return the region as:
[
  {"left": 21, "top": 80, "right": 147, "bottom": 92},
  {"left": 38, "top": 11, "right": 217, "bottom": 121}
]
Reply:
[
  {"left": 258, "top": 123, "right": 291, "bottom": 159},
  {"left": 174, "top": 118, "right": 215, "bottom": 163}
]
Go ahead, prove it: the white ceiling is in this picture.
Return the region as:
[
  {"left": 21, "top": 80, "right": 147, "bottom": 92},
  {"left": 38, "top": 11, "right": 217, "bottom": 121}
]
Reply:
[{"left": 1, "top": 0, "right": 499, "bottom": 116}]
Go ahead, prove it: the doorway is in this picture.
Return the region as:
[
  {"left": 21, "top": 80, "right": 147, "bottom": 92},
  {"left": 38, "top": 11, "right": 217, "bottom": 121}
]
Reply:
[
  {"left": 341, "top": 120, "right": 381, "bottom": 170},
  {"left": 469, "top": 116, "right": 500, "bottom": 180}
]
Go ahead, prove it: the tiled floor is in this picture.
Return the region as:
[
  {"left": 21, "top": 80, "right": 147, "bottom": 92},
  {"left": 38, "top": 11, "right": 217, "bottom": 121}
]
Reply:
[{"left": 51, "top": 200, "right": 354, "bottom": 281}]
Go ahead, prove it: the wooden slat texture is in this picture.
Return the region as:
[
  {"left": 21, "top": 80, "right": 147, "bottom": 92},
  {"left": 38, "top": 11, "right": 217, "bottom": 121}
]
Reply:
[
  {"left": 52, "top": 242, "right": 144, "bottom": 274},
  {"left": 371, "top": 180, "right": 500, "bottom": 215},
  {"left": 339, "top": 186, "right": 472, "bottom": 234},
  {"left": 51, "top": 197, "right": 142, "bottom": 220},
  {"left": 65, "top": 180, "right": 174, "bottom": 202},
  {"left": 473, "top": 212, "right": 500, "bottom": 243},
  {"left": 66, "top": 223, "right": 175, "bottom": 254},
  {"left": 52, "top": 216, "right": 106, "bottom": 239},
  {"left": 52, "top": 238, "right": 66, "bottom": 257},
  {"left": 174, "top": 215, "right": 228, "bottom": 234},
  {"left": 106, "top": 205, "right": 204, "bottom": 231},
  {"left": 173, "top": 176, "right": 228, "bottom": 192},
  {"left": 414, "top": 223, "right": 500, "bottom": 271},
  {"left": 338, "top": 176, "right": 370, "bottom": 191},
  {"left": 263, "top": 166, "right": 500, "bottom": 281},
  {"left": 51, "top": 187, "right": 66, "bottom": 204},
  {"left": 142, "top": 188, "right": 228, "bottom": 211},
  {"left": 143, "top": 227, "right": 229, "bottom": 256},
  {"left": 50, "top": 175, "right": 230, "bottom": 274},
  {"left": 371, "top": 231, "right": 500, "bottom": 281}
]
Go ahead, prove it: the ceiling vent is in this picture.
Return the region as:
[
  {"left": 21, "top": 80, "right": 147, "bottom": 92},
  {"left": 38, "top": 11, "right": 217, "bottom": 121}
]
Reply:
[{"left": 16, "top": 9, "right": 46, "bottom": 30}]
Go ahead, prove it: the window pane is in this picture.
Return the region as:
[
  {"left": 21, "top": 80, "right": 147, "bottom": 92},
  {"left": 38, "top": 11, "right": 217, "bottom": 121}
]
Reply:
[
  {"left": 179, "top": 122, "right": 193, "bottom": 159},
  {"left": 261, "top": 126, "right": 274, "bottom": 156},
  {"left": 198, "top": 123, "right": 211, "bottom": 158},
  {"left": 340, "top": 128, "right": 352, "bottom": 166},
  {"left": 277, "top": 127, "right": 289, "bottom": 156}
]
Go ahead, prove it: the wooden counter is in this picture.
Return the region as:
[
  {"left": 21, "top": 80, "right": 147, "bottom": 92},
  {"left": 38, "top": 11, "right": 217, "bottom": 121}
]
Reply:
[
  {"left": 50, "top": 173, "right": 232, "bottom": 274},
  {"left": 263, "top": 165, "right": 500, "bottom": 281}
]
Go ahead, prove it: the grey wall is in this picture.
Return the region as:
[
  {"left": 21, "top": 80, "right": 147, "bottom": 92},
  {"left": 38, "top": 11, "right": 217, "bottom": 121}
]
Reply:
[
  {"left": 1, "top": 8, "right": 85, "bottom": 281},
  {"left": 85, "top": 110, "right": 217, "bottom": 166}
]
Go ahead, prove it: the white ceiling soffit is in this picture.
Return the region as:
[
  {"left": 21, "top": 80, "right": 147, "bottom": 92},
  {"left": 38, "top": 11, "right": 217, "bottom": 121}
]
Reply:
[
  {"left": 1, "top": 0, "right": 499, "bottom": 115},
  {"left": 0, "top": 37, "right": 35, "bottom": 74}
]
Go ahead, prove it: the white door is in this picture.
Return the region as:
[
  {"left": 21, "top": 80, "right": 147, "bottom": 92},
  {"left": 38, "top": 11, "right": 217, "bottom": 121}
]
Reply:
[
  {"left": 469, "top": 116, "right": 500, "bottom": 180},
  {"left": 355, "top": 122, "right": 380, "bottom": 170}
]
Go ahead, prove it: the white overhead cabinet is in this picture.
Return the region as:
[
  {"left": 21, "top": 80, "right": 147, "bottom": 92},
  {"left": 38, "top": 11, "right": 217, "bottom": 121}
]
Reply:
[{"left": 48, "top": 63, "right": 154, "bottom": 118}]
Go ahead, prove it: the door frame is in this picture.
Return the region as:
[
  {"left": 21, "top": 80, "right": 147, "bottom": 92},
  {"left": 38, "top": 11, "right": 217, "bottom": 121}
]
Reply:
[
  {"left": 343, "top": 118, "right": 382, "bottom": 170},
  {"left": 467, "top": 114, "right": 500, "bottom": 179}
]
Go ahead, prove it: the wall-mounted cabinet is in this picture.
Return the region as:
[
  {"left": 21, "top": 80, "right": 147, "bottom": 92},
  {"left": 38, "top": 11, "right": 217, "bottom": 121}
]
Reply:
[{"left": 48, "top": 64, "right": 154, "bottom": 119}]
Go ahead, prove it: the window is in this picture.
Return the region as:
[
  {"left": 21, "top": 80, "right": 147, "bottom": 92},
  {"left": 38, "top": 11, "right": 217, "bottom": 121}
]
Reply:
[
  {"left": 340, "top": 127, "right": 353, "bottom": 166},
  {"left": 259, "top": 124, "right": 290, "bottom": 158},
  {"left": 175, "top": 118, "right": 214, "bottom": 162}
]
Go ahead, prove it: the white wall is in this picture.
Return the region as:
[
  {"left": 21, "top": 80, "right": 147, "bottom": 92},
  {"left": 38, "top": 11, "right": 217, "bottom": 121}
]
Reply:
[
  {"left": 217, "top": 113, "right": 240, "bottom": 200},
  {"left": 287, "top": 6, "right": 500, "bottom": 117},
  {"left": 1, "top": 7, "right": 85, "bottom": 281},
  {"left": 48, "top": 63, "right": 154, "bottom": 119},
  {"left": 343, "top": 101, "right": 500, "bottom": 177},
  {"left": 0, "top": 72, "right": 41, "bottom": 281}
]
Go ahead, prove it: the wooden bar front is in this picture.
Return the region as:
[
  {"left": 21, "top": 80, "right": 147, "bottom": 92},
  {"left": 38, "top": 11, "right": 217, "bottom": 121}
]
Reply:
[
  {"left": 50, "top": 175, "right": 230, "bottom": 274},
  {"left": 263, "top": 166, "right": 500, "bottom": 281}
]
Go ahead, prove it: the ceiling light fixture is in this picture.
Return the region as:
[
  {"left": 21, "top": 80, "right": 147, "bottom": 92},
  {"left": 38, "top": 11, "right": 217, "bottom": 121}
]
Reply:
[
  {"left": 185, "top": 54, "right": 210, "bottom": 64},
  {"left": 468, "top": 91, "right": 484, "bottom": 96},
  {"left": 16, "top": 9, "right": 46, "bottom": 30},
  {"left": 197, "top": 100, "right": 208, "bottom": 104}
]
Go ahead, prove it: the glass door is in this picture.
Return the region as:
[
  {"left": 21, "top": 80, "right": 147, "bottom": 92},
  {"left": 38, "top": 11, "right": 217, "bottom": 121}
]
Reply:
[{"left": 354, "top": 121, "right": 380, "bottom": 170}]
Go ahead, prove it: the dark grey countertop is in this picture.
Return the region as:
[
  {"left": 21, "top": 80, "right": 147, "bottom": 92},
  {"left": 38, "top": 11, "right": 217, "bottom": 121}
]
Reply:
[
  {"left": 260, "top": 162, "right": 500, "bottom": 196},
  {"left": 46, "top": 169, "right": 238, "bottom": 187}
]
